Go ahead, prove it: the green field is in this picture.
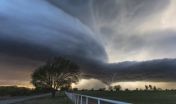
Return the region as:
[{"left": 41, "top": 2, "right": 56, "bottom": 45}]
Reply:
[
  {"left": 75, "top": 90, "right": 176, "bottom": 104},
  {"left": 14, "top": 92, "right": 73, "bottom": 104}
]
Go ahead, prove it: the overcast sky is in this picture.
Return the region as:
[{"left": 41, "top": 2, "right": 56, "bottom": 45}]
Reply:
[{"left": 0, "top": 0, "right": 176, "bottom": 88}]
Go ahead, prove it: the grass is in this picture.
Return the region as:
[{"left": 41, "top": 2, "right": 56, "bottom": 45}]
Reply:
[
  {"left": 14, "top": 92, "right": 73, "bottom": 104},
  {"left": 13, "top": 90, "right": 176, "bottom": 104},
  {"left": 75, "top": 90, "right": 176, "bottom": 104}
]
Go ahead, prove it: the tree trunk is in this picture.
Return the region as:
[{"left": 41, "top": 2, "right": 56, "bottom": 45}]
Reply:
[{"left": 51, "top": 89, "right": 56, "bottom": 98}]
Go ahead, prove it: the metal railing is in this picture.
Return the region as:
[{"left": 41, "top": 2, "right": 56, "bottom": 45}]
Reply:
[{"left": 65, "top": 92, "right": 131, "bottom": 104}]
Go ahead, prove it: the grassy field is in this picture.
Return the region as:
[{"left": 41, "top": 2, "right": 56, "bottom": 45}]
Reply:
[
  {"left": 75, "top": 90, "right": 176, "bottom": 104},
  {"left": 13, "top": 90, "right": 176, "bottom": 104},
  {"left": 14, "top": 92, "right": 73, "bottom": 104}
]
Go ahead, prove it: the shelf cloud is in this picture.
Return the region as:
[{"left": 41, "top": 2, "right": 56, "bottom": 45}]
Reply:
[{"left": 0, "top": 0, "right": 176, "bottom": 85}]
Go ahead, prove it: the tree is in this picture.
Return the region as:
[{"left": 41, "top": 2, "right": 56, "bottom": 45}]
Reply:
[
  {"left": 114, "top": 85, "right": 122, "bottom": 91},
  {"left": 149, "top": 85, "right": 153, "bottom": 90},
  {"left": 153, "top": 86, "right": 157, "bottom": 91},
  {"left": 98, "top": 88, "right": 106, "bottom": 91},
  {"left": 60, "top": 84, "right": 72, "bottom": 91},
  {"left": 91, "top": 88, "right": 94, "bottom": 91},
  {"left": 145, "top": 85, "right": 149, "bottom": 90},
  {"left": 108, "top": 86, "right": 113, "bottom": 91},
  {"left": 72, "top": 88, "right": 78, "bottom": 91},
  {"left": 31, "top": 57, "right": 80, "bottom": 97},
  {"left": 125, "top": 88, "right": 129, "bottom": 91}
]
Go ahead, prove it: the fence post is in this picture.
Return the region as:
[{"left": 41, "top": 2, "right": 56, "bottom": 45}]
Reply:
[
  {"left": 86, "top": 97, "right": 88, "bottom": 104},
  {"left": 65, "top": 92, "right": 131, "bottom": 104},
  {"left": 77, "top": 95, "right": 79, "bottom": 104},
  {"left": 75, "top": 95, "right": 77, "bottom": 104},
  {"left": 80, "top": 96, "right": 82, "bottom": 104},
  {"left": 98, "top": 99, "right": 100, "bottom": 104}
]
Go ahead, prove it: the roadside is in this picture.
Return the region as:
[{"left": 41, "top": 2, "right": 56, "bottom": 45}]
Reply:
[
  {"left": 0, "top": 93, "right": 50, "bottom": 104},
  {"left": 13, "top": 92, "right": 73, "bottom": 104}
]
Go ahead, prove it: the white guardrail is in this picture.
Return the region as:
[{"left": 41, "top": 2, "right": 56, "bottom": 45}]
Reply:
[{"left": 65, "top": 92, "right": 131, "bottom": 104}]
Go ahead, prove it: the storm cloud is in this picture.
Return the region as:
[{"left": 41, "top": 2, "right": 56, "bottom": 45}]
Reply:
[
  {"left": 0, "top": 0, "right": 176, "bottom": 85},
  {"left": 0, "top": 0, "right": 107, "bottom": 61}
]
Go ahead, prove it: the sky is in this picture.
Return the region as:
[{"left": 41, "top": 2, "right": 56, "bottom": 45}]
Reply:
[{"left": 0, "top": 0, "right": 176, "bottom": 89}]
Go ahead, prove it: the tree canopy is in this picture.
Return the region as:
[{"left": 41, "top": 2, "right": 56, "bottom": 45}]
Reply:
[{"left": 31, "top": 57, "right": 80, "bottom": 96}]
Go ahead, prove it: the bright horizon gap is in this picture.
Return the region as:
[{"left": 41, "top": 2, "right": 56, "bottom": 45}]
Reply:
[
  {"left": 1, "top": 79, "right": 176, "bottom": 90},
  {"left": 71, "top": 79, "right": 176, "bottom": 90}
]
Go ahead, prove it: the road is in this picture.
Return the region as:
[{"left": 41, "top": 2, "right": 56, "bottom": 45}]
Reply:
[{"left": 0, "top": 93, "right": 50, "bottom": 104}]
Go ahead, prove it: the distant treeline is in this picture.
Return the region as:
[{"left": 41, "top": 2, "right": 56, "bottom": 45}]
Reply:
[
  {"left": 72, "top": 84, "right": 176, "bottom": 92},
  {"left": 0, "top": 86, "right": 50, "bottom": 97}
]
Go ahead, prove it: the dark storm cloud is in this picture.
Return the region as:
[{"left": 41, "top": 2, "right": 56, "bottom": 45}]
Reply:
[
  {"left": 48, "top": 0, "right": 176, "bottom": 82},
  {"left": 0, "top": 0, "right": 107, "bottom": 82},
  {"left": 0, "top": 0, "right": 176, "bottom": 84},
  {"left": 104, "top": 58, "right": 176, "bottom": 82},
  {"left": 48, "top": 0, "right": 175, "bottom": 61},
  {"left": 80, "top": 58, "right": 176, "bottom": 83},
  {"left": 0, "top": 0, "right": 107, "bottom": 62}
]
